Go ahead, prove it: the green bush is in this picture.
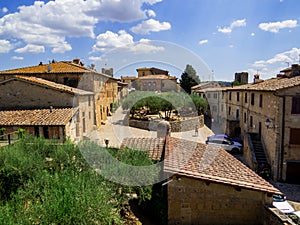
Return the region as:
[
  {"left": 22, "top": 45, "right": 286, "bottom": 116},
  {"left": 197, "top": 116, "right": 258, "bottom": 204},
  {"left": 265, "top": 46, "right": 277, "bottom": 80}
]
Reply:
[{"left": 0, "top": 136, "right": 156, "bottom": 224}]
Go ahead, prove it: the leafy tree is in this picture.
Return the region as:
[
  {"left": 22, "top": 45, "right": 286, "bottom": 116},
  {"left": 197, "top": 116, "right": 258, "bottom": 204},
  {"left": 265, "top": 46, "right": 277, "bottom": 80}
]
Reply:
[
  {"left": 180, "top": 64, "right": 201, "bottom": 94},
  {"left": 189, "top": 94, "right": 208, "bottom": 115}
]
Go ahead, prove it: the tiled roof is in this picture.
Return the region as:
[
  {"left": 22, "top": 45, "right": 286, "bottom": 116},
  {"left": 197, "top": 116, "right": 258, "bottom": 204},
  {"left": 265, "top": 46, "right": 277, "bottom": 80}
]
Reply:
[
  {"left": 0, "top": 61, "right": 90, "bottom": 74},
  {"left": 194, "top": 87, "right": 228, "bottom": 93},
  {"left": 0, "top": 108, "right": 75, "bottom": 126},
  {"left": 5, "top": 76, "right": 93, "bottom": 95},
  {"left": 164, "top": 137, "right": 281, "bottom": 194},
  {"left": 191, "top": 81, "right": 220, "bottom": 90},
  {"left": 227, "top": 76, "right": 300, "bottom": 92},
  {"left": 139, "top": 75, "right": 177, "bottom": 80},
  {"left": 0, "top": 61, "right": 119, "bottom": 80},
  {"left": 121, "top": 137, "right": 165, "bottom": 161}
]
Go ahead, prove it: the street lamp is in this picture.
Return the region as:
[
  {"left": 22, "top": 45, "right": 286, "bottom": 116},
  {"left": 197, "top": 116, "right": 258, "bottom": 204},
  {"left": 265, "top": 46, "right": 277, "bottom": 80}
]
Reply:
[{"left": 265, "top": 118, "right": 271, "bottom": 129}]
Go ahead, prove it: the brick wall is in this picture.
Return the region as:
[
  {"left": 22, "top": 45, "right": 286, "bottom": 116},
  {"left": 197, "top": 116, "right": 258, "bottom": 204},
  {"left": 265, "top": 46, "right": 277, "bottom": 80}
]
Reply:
[{"left": 167, "top": 176, "right": 272, "bottom": 225}]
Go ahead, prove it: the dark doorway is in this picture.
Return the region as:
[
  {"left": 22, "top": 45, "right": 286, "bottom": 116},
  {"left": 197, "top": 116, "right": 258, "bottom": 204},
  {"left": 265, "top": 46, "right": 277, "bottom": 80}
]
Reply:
[
  {"left": 43, "top": 126, "right": 49, "bottom": 139},
  {"left": 286, "top": 161, "right": 300, "bottom": 184},
  {"left": 34, "top": 126, "right": 39, "bottom": 137},
  {"left": 259, "top": 122, "right": 262, "bottom": 137}
]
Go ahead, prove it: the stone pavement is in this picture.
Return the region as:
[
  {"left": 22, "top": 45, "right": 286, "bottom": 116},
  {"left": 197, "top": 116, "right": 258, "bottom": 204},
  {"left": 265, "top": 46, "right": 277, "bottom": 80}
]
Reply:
[{"left": 88, "top": 107, "right": 214, "bottom": 148}]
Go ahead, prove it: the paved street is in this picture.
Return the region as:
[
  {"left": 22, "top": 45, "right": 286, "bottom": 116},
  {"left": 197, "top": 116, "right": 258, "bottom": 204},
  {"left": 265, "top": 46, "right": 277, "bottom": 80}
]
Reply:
[{"left": 88, "top": 107, "right": 214, "bottom": 148}]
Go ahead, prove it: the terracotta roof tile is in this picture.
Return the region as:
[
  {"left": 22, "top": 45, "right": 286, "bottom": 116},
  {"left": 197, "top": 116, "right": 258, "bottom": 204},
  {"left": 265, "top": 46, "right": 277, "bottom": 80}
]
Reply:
[
  {"left": 228, "top": 76, "right": 300, "bottom": 91},
  {"left": 0, "top": 61, "right": 90, "bottom": 74},
  {"left": 121, "top": 137, "right": 165, "bottom": 161},
  {"left": 8, "top": 76, "right": 93, "bottom": 95},
  {"left": 164, "top": 137, "right": 281, "bottom": 194},
  {"left": 0, "top": 108, "right": 75, "bottom": 126},
  {"left": 0, "top": 61, "right": 120, "bottom": 81}
]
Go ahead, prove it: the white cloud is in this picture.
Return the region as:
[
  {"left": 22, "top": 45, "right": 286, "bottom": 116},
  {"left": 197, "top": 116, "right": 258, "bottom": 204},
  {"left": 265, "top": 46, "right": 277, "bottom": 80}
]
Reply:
[
  {"left": 52, "top": 42, "right": 72, "bottom": 54},
  {"left": 146, "top": 9, "right": 156, "bottom": 17},
  {"left": 11, "top": 56, "right": 24, "bottom": 60},
  {"left": 87, "top": 0, "right": 161, "bottom": 22},
  {"left": 2, "top": 7, "right": 8, "bottom": 13},
  {"left": 198, "top": 39, "right": 208, "bottom": 45},
  {"left": 14, "top": 44, "right": 45, "bottom": 53},
  {"left": 259, "top": 20, "right": 298, "bottom": 33},
  {"left": 218, "top": 19, "right": 246, "bottom": 34},
  {"left": 0, "top": 0, "right": 162, "bottom": 54},
  {"left": 93, "top": 30, "right": 134, "bottom": 52},
  {"left": 0, "top": 39, "right": 13, "bottom": 53},
  {"left": 251, "top": 32, "right": 255, "bottom": 36},
  {"left": 130, "top": 19, "right": 171, "bottom": 34},
  {"left": 92, "top": 30, "right": 164, "bottom": 54},
  {"left": 250, "top": 48, "right": 300, "bottom": 78}
]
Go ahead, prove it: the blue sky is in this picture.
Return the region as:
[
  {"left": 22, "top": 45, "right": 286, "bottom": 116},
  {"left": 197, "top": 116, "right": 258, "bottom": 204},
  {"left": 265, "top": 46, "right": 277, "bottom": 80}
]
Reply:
[{"left": 0, "top": 0, "right": 299, "bottom": 81}]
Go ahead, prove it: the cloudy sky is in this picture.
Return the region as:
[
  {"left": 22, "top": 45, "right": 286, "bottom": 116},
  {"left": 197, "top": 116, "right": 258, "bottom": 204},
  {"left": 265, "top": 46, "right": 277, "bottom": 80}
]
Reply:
[{"left": 0, "top": 0, "right": 299, "bottom": 81}]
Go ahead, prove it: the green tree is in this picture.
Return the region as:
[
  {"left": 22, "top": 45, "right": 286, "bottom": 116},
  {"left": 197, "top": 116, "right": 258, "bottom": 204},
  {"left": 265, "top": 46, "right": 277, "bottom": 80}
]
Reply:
[
  {"left": 180, "top": 64, "right": 201, "bottom": 94},
  {"left": 189, "top": 94, "right": 208, "bottom": 115}
]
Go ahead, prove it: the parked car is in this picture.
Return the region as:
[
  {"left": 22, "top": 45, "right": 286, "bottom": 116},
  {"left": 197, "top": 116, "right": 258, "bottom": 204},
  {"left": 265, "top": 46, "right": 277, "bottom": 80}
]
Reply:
[
  {"left": 205, "top": 135, "right": 243, "bottom": 153},
  {"left": 206, "top": 134, "right": 243, "bottom": 145},
  {"left": 272, "top": 194, "right": 295, "bottom": 214}
]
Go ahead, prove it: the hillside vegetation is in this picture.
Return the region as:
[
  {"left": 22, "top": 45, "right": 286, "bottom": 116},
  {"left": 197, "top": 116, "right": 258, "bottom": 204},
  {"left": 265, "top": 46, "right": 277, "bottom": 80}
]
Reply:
[{"left": 0, "top": 136, "right": 155, "bottom": 224}]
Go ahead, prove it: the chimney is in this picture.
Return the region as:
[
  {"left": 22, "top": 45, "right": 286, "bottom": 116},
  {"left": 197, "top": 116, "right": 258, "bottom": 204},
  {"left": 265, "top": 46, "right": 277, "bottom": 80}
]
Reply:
[
  {"left": 102, "top": 68, "right": 114, "bottom": 77},
  {"left": 49, "top": 106, "right": 53, "bottom": 113},
  {"left": 253, "top": 74, "right": 263, "bottom": 84},
  {"left": 73, "top": 58, "right": 80, "bottom": 65}
]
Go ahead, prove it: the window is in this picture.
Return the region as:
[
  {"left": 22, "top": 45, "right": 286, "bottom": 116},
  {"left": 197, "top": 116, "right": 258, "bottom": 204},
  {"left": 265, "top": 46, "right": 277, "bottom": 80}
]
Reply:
[
  {"left": 228, "top": 106, "right": 231, "bottom": 115},
  {"left": 207, "top": 93, "right": 211, "bottom": 98},
  {"left": 212, "top": 105, "right": 217, "bottom": 112},
  {"left": 88, "top": 96, "right": 91, "bottom": 106},
  {"left": 245, "top": 93, "right": 248, "bottom": 103},
  {"left": 229, "top": 92, "right": 232, "bottom": 101},
  {"left": 250, "top": 116, "right": 253, "bottom": 128},
  {"left": 290, "top": 128, "right": 300, "bottom": 145},
  {"left": 148, "top": 82, "right": 151, "bottom": 86},
  {"left": 244, "top": 112, "right": 247, "bottom": 123},
  {"left": 214, "top": 93, "right": 218, "bottom": 99},
  {"left": 251, "top": 93, "right": 255, "bottom": 105},
  {"left": 259, "top": 94, "right": 263, "bottom": 107},
  {"left": 292, "top": 97, "right": 300, "bottom": 114},
  {"left": 236, "top": 109, "right": 239, "bottom": 120},
  {"left": 237, "top": 92, "right": 240, "bottom": 102},
  {"left": 221, "top": 104, "right": 224, "bottom": 112}
]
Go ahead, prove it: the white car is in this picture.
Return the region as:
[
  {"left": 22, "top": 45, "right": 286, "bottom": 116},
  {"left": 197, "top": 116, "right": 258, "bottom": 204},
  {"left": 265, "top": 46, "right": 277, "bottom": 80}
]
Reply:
[
  {"left": 272, "top": 194, "right": 295, "bottom": 214},
  {"left": 205, "top": 136, "right": 243, "bottom": 153}
]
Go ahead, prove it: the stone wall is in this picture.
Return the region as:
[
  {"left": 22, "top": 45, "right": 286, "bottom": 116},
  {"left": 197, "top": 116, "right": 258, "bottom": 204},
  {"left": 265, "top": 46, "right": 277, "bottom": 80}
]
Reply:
[
  {"left": 264, "top": 206, "right": 296, "bottom": 225},
  {"left": 167, "top": 176, "right": 273, "bottom": 225},
  {"left": 128, "top": 115, "right": 204, "bottom": 132}
]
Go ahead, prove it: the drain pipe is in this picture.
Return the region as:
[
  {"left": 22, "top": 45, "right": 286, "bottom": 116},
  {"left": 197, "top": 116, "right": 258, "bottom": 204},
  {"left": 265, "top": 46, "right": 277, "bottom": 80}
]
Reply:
[{"left": 279, "top": 96, "right": 285, "bottom": 181}]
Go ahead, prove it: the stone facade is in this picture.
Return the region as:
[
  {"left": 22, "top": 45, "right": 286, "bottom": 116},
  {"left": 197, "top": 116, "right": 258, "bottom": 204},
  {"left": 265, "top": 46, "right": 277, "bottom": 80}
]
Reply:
[
  {"left": 0, "top": 77, "right": 95, "bottom": 141},
  {"left": 0, "top": 59, "right": 122, "bottom": 128},
  {"left": 225, "top": 67, "right": 300, "bottom": 183},
  {"left": 167, "top": 176, "right": 273, "bottom": 225},
  {"left": 128, "top": 116, "right": 204, "bottom": 132}
]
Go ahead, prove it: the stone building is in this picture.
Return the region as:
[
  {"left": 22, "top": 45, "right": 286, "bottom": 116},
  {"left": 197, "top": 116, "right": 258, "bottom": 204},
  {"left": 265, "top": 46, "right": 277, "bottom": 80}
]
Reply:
[
  {"left": 121, "top": 133, "right": 282, "bottom": 225},
  {"left": 191, "top": 81, "right": 221, "bottom": 94},
  {"left": 121, "top": 67, "right": 179, "bottom": 92},
  {"left": 0, "top": 76, "right": 95, "bottom": 141},
  {"left": 0, "top": 59, "right": 121, "bottom": 127},
  {"left": 225, "top": 65, "right": 300, "bottom": 183},
  {"left": 164, "top": 137, "right": 281, "bottom": 225}
]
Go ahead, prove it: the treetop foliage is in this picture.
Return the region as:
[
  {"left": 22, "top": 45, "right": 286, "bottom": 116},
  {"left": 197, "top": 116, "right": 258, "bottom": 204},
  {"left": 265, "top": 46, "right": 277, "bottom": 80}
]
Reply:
[{"left": 180, "top": 64, "right": 201, "bottom": 94}]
